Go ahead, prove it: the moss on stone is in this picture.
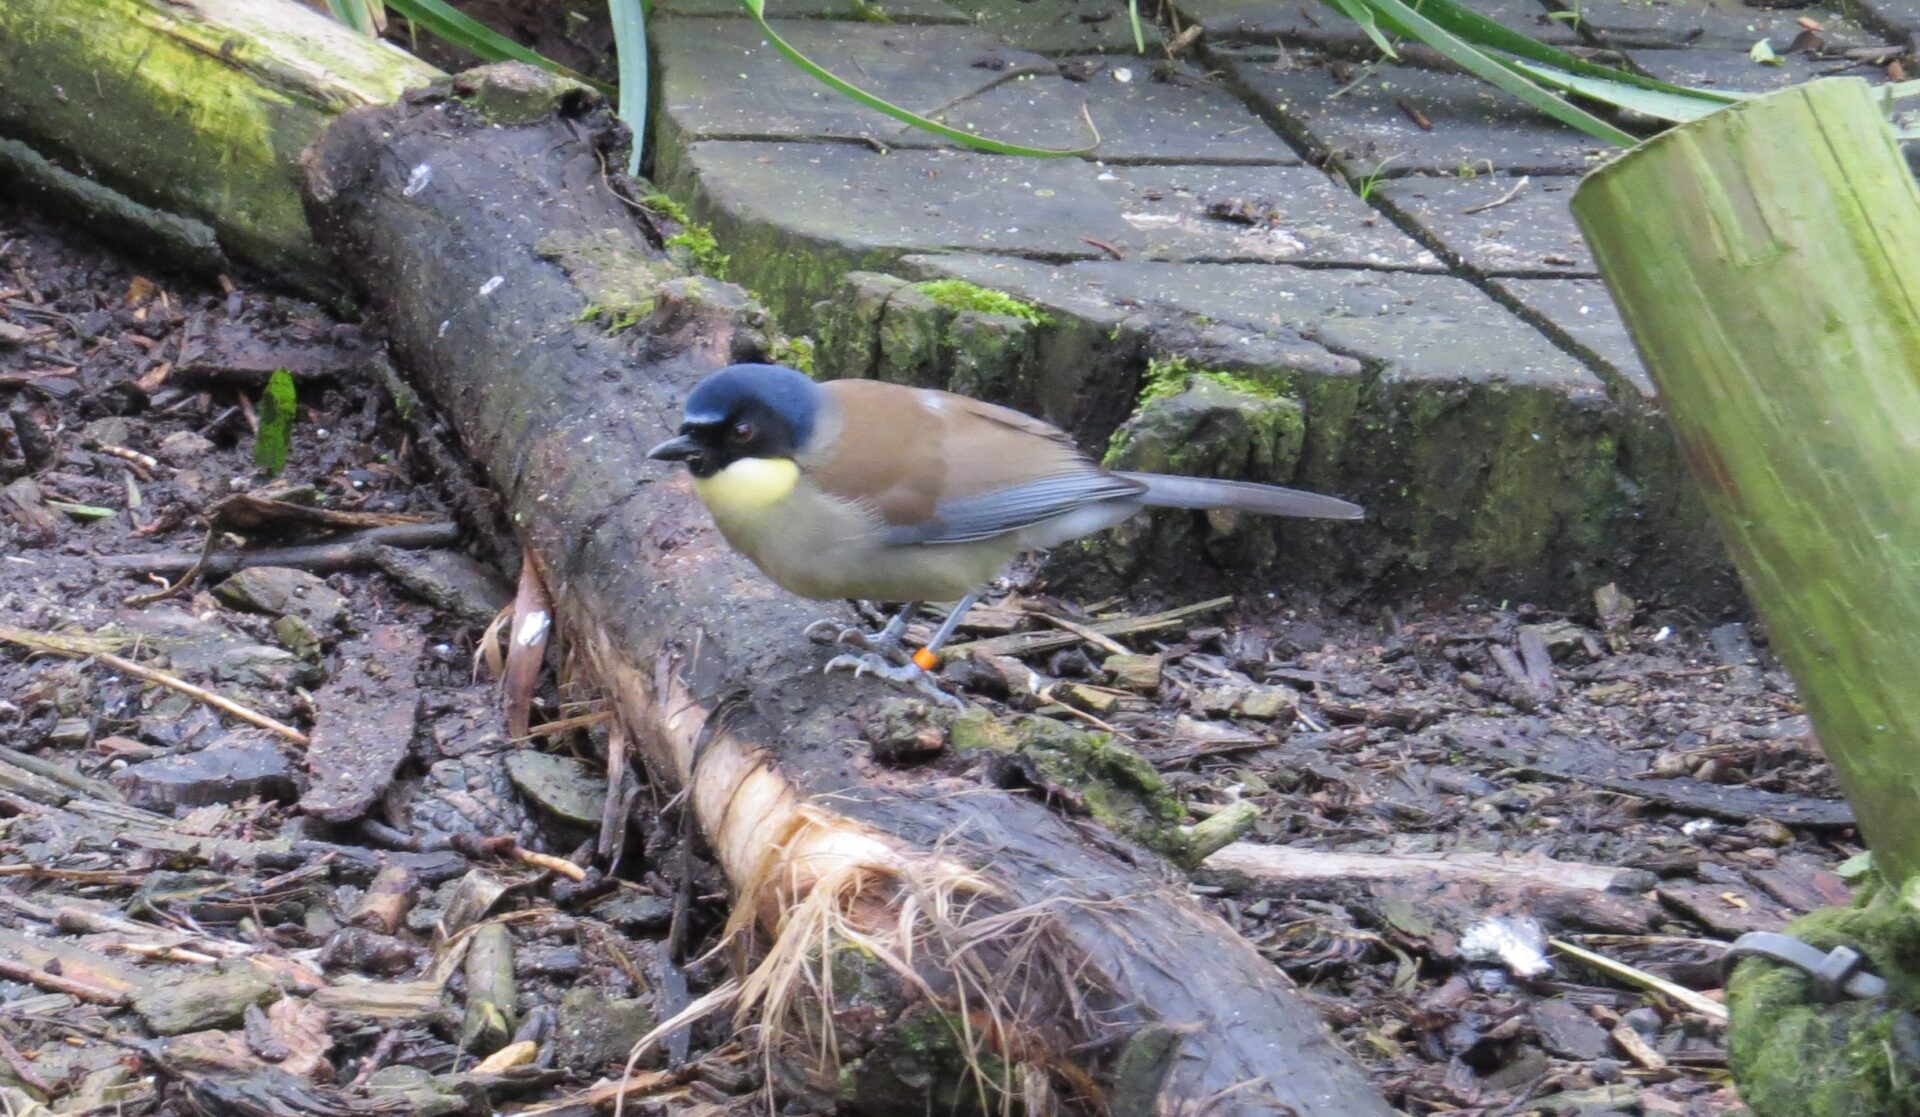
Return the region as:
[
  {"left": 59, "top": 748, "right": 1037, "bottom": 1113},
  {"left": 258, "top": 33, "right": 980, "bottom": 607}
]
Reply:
[
  {"left": 946, "top": 710, "right": 1187, "bottom": 859},
  {"left": 1092, "top": 374, "right": 1311, "bottom": 577},
  {"left": 575, "top": 301, "right": 650, "bottom": 335},
  {"left": 665, "top": 224, "right": 730, "bottom": 280},
  {"left": 914, "top": 280, "right": 1050, "bottom": 327},
  {"left": 630, "top": 192, "right": 731, "bottom": 279},
  {"left": 769, "top": 334, "right": 818, "bottom": 375},
  {"left": 636, "top": 191, "right": 691, "bottom": 225},
  {"left": 1728, "top": 881, "right": 1920, "bottom": 1117},
  {"left": 1134, "top": 355, "right": 1284, "bottom": 409}
]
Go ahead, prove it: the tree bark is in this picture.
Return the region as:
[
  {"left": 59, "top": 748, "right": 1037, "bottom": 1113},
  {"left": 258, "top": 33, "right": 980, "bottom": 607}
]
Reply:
[
  {"left": 1573, "top": 78, "right": 1920, "bottom": 888},
  {"left": 0, "top": 0, "right": 439, "bottom": 297},
  {"left": 303, "top": 63, "right": 1392, "bottom": 1117}
]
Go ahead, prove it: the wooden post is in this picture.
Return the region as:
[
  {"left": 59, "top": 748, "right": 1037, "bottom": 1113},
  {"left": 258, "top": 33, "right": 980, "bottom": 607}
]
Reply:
[{"left": 1573, "top": 78, "right": 1920, "bottom": 886}]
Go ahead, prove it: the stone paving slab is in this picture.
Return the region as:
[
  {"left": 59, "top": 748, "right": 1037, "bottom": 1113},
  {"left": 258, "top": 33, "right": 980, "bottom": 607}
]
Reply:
[
  {"left": 652, "top": 20, "right": 1057, "bottom": 153},
  {"left": 939, "top": 0, "right": 1163, "bottom": 53},
  {"left": 1536, "top": 0, "right": 1866, "bottom": 49},
  {"left": 654, "top": 20, "right": 1289, "bottom": 163},
  {"left": 641, "top": 0, "right": 1908, "bottom": 599},
  {"left": 1216, "top": 49, "right": 1616, "bottom": 176},
  {"left": 1629, "top": 48, "right": 1884, "bottom": 94},
  {"left": 1373, "top": 173, "right": 1593, "bottom": 276},
  {"left": 654, "top": 0, "right": 970, "bottom": 20},
  {"left": 1172, "top": 0, "right": 1585, "bottom": 47},
  {"left": 911, "top": 59, "right": 1304, "bottom": 163},
  {"left": 669, "top": 140, "right": 1441, "bottom": 320},
  {"left": 1853, "top": 0, "right": 1920, "bottom": 32},
  {"left": 904, "top": 253, "right": 1602, "bottom": 394},
  {"left": 877, "top": 253, "right": 1685, "bottom": 597},
  {"left": 1490, "top": 277, "right": 1653, "bottom": 399}
]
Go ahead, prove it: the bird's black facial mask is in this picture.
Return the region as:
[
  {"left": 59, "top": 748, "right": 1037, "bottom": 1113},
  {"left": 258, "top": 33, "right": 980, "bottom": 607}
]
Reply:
[
  {"left": 648, "top": 364, "right": 820, "bottom": 478},
  {"left": 660, "top": 402, "right": 800, "bottom": 478}
]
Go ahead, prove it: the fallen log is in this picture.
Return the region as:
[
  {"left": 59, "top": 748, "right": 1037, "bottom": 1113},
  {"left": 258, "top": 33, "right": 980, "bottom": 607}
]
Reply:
[
  {"left": 0, "top": 0, "right": 439, "bottom": 297},
  {"left": 302, "top": 64, "right": 1393, "bottom": 1116}
]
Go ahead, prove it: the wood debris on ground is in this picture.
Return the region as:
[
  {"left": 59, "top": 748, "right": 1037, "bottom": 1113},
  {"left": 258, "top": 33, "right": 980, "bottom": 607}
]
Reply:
[{"left": 0, "top": 187, "right": 1851, "bottom": 1117}]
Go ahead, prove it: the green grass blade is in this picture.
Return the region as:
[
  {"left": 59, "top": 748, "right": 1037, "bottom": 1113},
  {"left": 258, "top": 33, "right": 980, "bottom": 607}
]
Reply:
[
  {"left": 745, "top": 10, "right": 1098, "bottom": 156},
  {"left": 1509, "top": 59, "right": 1741, "bottom": 122},
  {"left": 255, "top": 369, "right": 297, "bottom": 476},
  {"left": 327, "top": 0, "right": 378, "bottom": 35},
  {"left": 386, "top": 0, "right": 615, "bottom": 96},
  {"left": 45, "top": 500, "right": 117, "bottom": 521},
  {"left": 1403, "top": 0, "right": 1738, "bottom": 103},
  {"left": 1128, "top": 0, "right": 1146, "bottom": 52},
  {"left": 610, "top": 0, "right": 649, "bottom": 174},
  {"left": 1359, "top": 0, "right": 1638, "bottom": 146},
  {"left": 1325, "top": 0, "right": 1399, "bottom": 57}
]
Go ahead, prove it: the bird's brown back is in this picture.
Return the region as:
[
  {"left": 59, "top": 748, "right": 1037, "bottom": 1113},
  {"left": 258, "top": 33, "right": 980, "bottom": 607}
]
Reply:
[{"left": 805, "top": 380, "right": 1108, "bottom": 529}]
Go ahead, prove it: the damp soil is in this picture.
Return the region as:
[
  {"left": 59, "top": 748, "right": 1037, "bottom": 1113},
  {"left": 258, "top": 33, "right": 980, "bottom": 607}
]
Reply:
[{"left": 0, "top": 196, "right": 1851, "bottom": 1117}]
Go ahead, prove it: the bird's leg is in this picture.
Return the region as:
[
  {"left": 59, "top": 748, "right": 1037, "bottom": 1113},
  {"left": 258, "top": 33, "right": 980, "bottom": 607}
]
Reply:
[
  {"left": 804, "top": 602, "right": 918, "bottom": 657},
  {"left": 824, "top": 593, "right": 978, "bottom": 709}
]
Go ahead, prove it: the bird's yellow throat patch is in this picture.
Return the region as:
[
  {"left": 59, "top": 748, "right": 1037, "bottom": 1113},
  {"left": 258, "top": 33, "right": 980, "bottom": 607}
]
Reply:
[{"left": 692, "top": 456, "right": 801, "bottom": 517}]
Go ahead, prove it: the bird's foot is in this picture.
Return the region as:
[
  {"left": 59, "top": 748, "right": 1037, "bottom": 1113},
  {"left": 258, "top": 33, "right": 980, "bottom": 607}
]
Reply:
[
  {"left": 804, "top": 619, "right": 905, "bottom": 656},
  {"left": 824, "top": 652, "right": 964, "bottom": 709}
]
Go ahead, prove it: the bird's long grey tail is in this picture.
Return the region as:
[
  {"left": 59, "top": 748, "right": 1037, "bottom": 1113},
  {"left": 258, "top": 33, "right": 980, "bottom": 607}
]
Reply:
[{"left": 1117, "top": 472, "right": 1365, "bottom": 520}]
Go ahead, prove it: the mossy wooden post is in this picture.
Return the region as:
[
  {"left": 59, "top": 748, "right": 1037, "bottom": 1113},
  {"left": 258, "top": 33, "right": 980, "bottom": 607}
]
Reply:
[
  {"left": 1572, "top": 78, "right": 1920, "bottom": 886},
  {"left": 0, "top": 0, "right": 439, "bottom": 295}
]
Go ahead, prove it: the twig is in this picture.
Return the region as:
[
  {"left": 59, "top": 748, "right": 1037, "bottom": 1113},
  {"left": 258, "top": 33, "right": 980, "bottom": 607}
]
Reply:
[
  {"left": 599, "top": 722, "right": 632, "bottom": 862},
  {"left": 1549, "top": 937, "right": 1730, "bottom": 1023},
  {"left": 0, "top": 888, "right": 249, "bottom": 961},
  {"left": 1035, "top": 684, "right": 1132, "bottom": 739},
  {"left": 510, "top": 846, "right": 588, "bottom": 882},
  {"left": 1461, "top": 175, "right": 1531, "bottom": 215},
  {"left": 90, "top": 443, "right": 162, "bottom": 475},
  {"left": 100, "top": 521, "right": 462, "bottom": 577},
  {"left": 94, "top": 652, "right": 309, "bottom": 745},
  {"left": 123, "top": 524, "right": 216, "bottom": 607},
  {"left": 948, "top": 595, "right": 1233, "bottom": 660},
  {"left": 516, "top": 1070, "right": 686, "bottom": 1115},
  {"left": 517, "top": 708, "right": 612, "bottom": 742},
  {"left": 0, "top": 1025, "right": 57, "bottom": 1097},
  {"left": 0, "top": 957, "right": 126, "bottom": 1005},
  {"left": 105, "top": 941, "right": 222, "bottom": 965},
  {"left": 1028, "top": 609, "right": 1131, "bottom": 657}
]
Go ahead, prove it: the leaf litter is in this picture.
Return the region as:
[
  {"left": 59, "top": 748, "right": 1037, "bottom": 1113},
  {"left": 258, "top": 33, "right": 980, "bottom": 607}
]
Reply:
[{"left": 0, "top": 188, "right": 1852, "bottom": 1117}]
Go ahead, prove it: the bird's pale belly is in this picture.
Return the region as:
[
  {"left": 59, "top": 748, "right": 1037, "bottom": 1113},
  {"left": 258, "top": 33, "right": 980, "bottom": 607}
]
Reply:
[{"left": 694, "top": 467, "right": 1007, "bottom": 603}]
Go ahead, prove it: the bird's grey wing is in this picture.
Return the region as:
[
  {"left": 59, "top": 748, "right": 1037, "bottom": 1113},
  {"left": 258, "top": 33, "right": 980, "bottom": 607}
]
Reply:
[{"left": 882, "top": 471, "right": 1146, "bottom": 545}]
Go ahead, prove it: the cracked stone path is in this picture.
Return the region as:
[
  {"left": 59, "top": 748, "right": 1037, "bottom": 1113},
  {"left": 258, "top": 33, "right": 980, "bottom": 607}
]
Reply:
[{"left": 645, "top": 0, "right": 1905, "bottom": 602}]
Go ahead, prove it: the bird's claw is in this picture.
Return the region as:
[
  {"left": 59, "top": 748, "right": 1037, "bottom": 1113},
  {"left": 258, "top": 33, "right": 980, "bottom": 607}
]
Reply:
[
  {"left": 824, "top": 652, "right": 965, "bottom": 709},
  {"left": 805, "top": 619, "right": 902, "bottom": 655}
]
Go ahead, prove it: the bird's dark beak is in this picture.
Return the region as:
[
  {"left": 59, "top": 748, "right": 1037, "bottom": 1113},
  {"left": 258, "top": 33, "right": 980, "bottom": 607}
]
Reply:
[{"left": 647, "top": 434, "right": 701, "bottom": 463}]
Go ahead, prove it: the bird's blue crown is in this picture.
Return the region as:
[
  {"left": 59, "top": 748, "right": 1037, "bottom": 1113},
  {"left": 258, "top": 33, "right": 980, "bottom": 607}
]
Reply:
[{"left": 683, "top": 364, "right": 820, "bottom": 444}]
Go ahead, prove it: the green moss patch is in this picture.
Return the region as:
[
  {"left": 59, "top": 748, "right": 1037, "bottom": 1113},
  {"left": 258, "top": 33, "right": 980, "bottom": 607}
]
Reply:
[
  {"left": 947, "top": 709, "right": 1188, "bottom": 860},
  {"left": 769, "top": 334, "right": 818, "bottom": 375},
  {"left": 1728, "top": 880, "right": 1920, "bottom": 1117},
  {"left": 913, "top": 280, "right": 1050, "bottom": 328},
  {"left": 1134, "top": 354, "right": 1283, "bottom": 409},
  {"left": 535, "top": 230, "right": 673, "bottom": 331}
]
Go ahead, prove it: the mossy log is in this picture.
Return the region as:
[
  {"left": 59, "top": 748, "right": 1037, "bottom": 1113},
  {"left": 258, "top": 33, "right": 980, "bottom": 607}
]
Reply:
[
  {"left": 302, "top": 64, "right": 1391, "bottom": 1117},
  {"left": 1573, "top": 78, "right": 1920, "bottom": 888},
  {"left": 0, "top": 0, "right": 439, "bottom": 297}
]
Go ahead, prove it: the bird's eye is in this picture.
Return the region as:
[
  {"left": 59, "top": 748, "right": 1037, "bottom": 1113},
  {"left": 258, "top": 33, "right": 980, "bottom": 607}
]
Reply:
[{"left": 729, "top": 421, "right": 756, "bottom": 445}]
